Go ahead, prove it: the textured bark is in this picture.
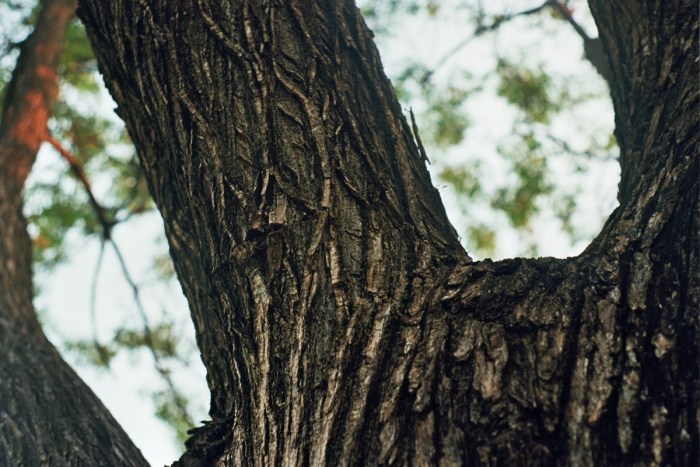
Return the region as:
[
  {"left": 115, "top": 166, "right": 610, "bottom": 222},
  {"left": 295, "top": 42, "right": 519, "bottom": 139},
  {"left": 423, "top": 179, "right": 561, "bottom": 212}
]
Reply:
[
  {"left": 76, "top": 0, "right": 698, "bottom": 465},
  {"left": 0, "top": 0, "right": 147, "bottom": 464}
]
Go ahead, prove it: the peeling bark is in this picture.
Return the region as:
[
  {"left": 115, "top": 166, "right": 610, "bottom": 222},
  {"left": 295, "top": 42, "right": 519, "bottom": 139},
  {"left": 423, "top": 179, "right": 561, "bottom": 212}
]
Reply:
[
  {"left": 74, "top": 0, "right": 700, "bottom": 465},
  {"left": 0, "top": 0, "right": 147, "bottom": 464}
]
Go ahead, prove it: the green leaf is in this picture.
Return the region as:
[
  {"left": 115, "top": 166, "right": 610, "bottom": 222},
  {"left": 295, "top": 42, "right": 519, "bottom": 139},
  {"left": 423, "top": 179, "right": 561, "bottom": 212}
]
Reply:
[
  {"left": 492, "top": 132, "right": 553, "bottom": 229},
  {"left": 153, "top": 389, "right": 193, "bottom": 444},
  {"left": 60, "top": 20, "right": 99, "bottom": 92},
  {"left": 496, "top": 60, "right": 559, "bottom": 124},
  {"left": 114, "top": 322, "right": 180, "bottom": 359},
  {"left": 64, "top": 340, "right": 117, "bottom": 368},
  {"left": 467, "top": 224, "right": 497, "bottom": 258},
  {"left": 440, "top": 166, "right": 481, "bottom": 198},
  {"left": 425, "top": 84, "right": 472, "bottom": 148},
  {"left": 27, "top": 181, "right": 99, "bottom": 269}
]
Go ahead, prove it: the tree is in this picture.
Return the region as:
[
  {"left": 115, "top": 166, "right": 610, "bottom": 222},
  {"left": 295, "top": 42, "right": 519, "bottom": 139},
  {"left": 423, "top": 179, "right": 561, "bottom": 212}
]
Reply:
[{"left": 2, "top": 0, "right": 697, "bottom": 465}]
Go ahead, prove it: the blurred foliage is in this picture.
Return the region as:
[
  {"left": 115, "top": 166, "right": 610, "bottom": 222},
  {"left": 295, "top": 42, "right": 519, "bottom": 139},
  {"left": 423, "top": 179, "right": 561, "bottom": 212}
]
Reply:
[
  {"left": 65, "top": 322, "right": 184, "bottom": 368},
  {"left": 496, "top": 60, "right": 560, "bottom": 124},
  {"left": 23, "top": 35, "right": 153, "bottom": 271},
  {"left": 60, "top": 21, "right": 99, "bottom": 92},
  {"left": 361, "top": 0, "right": 616, "bottom": 259},
  {"left": 64, "top": 320, "right": 195, "bottom": 444},
  {"left": 440, "top": 165, "right": 480, "bottom": 198},
  {"left": 154, "top": 389, "right": 194, "bottom": 444},
  {"left": 64, "top": 339, "right": 117, "bottom": 368},
  {"left": 360, "top": 0, "right": 422, "bottom": 33},
  {"left": 467, "top": 224, "right": 497, "bottom": 257},
  {"left": 114, "top": 322, "right": 181, "bottom": 360},
  {"left": 493, "top": 132, "right": 553, "bottom": 229},
  {"left": 152, "top": 252, "right": 177, "bottom": 281},
  {"left": 27, "top": 182, "right": 98, "bottom": 267},
  {"left": 423, "top": 82, "right": 474, "bottom": 148}
]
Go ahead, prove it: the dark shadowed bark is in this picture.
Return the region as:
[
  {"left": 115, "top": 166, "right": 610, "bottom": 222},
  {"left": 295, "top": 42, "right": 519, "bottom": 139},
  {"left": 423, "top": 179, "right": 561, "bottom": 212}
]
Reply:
[
  {"left": 0, "top": 0, "right": 147, "bottom": 464},
  {"left": 25, "top": 0, "right": 700, "bottom": 464}
]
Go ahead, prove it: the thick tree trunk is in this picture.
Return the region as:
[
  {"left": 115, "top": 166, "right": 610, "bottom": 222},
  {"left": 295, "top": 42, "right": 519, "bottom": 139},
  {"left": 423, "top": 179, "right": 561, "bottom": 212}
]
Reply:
[
  {"left": 77, "top": 0, "right": 698, "bottom": 465},
  {"left": 0, "top": 0, "right": 147, "bottom": 464}
]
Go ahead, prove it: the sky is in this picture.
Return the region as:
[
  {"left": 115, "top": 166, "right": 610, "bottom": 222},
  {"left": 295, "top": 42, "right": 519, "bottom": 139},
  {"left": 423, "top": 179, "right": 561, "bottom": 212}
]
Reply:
[{"left": 15, "top": 1, "right": 618, "bottom": 465}]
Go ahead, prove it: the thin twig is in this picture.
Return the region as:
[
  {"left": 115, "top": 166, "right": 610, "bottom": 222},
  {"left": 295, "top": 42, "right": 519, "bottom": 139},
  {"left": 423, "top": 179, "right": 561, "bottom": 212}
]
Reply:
[
  {"left": 547, "top": 133, "right": 615, "bottom": 161},
  {"left": 548, "top": 0, "right": 591, "bottom": 41},
  {"left": 46, "top": 136, "right": 113, "bottom": 239},
  {"left": 110, "top": 240, "right": 193, "bottom": 425},
  {"left": 421, "top": 1, "right": 550, "bottom": 83},
  {"left": 547, "top": 1, "right": 610, "bottom": 82},
  {"left": 90, "top": 239, "right": 106, "bottom": 360}
]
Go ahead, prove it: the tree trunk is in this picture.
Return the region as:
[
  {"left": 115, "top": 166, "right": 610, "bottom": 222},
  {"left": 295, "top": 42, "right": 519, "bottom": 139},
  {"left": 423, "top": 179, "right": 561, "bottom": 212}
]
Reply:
[
  {"left": 0, "top": 0, "right": 147, "bottom": 464},
  {"left": 75, "top": 0, "right": 698, "bottom": 465}
]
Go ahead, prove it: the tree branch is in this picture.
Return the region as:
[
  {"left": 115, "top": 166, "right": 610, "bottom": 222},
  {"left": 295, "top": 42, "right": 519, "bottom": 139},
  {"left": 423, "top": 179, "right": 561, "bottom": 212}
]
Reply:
[
  {"left": 422, "top": 1, "right": 550, "bottom": 83},
  {"left": 548, "top": 0, "right": 612, "bottom": 83},
  {"left": 46, "top": 136, "right": 113, "bottom": 239},
  {"left": 422, "top": 1, "right": 612, "bottom": 85}
]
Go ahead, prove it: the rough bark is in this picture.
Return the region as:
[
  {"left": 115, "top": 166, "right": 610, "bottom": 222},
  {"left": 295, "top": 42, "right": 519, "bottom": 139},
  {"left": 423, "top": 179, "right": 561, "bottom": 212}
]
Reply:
[
  {"left": 0, "top": 0, "right": 148, "bottom": 464},
  {"left": 76, "top": 0, "right": 698, "bottom": 465}
]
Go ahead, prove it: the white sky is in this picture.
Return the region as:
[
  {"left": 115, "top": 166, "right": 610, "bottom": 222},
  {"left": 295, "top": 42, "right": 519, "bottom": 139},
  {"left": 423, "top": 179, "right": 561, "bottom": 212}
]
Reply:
[{"left": 20, "top": 1, "right": 618, "bottom": 465}]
